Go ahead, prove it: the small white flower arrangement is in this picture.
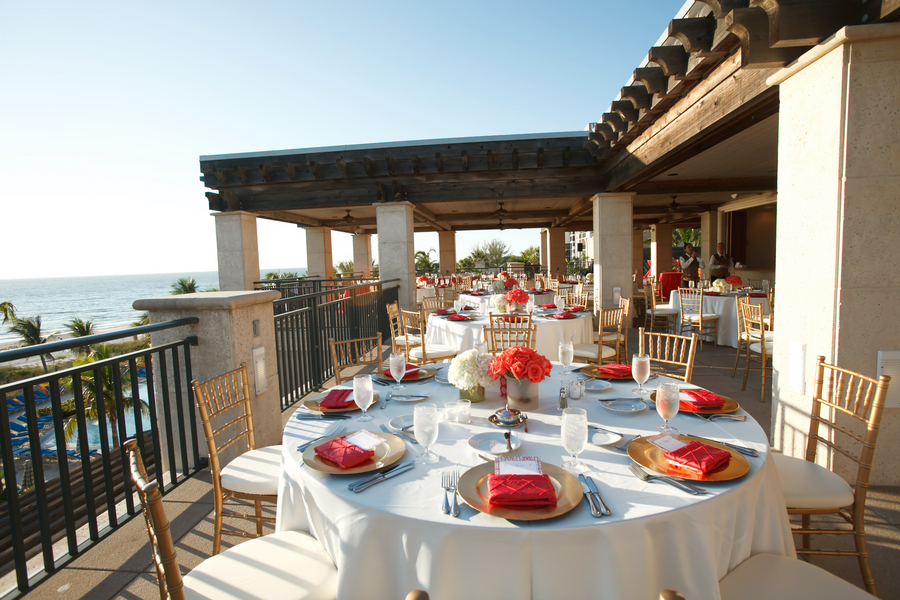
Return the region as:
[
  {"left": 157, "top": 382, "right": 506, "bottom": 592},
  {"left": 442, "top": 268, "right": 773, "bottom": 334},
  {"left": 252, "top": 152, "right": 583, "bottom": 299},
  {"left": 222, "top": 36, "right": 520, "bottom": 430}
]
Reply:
[
  {"left": 490, "top": 294, "right": 508, "bottom": 312},
  {"left": 448, "top": 349, "right": 493, "bottom": 391}
]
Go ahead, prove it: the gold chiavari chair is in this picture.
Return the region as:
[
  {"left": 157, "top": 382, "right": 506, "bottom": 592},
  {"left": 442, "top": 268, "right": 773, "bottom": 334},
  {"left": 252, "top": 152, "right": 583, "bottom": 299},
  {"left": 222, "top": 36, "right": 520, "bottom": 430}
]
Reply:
[
  {"left": 573, "top": 307, "right": 621, "bottom": 365},
  {"left": 402, "top": 308, "right": 458, "bottom": 365},
  {"left": 483, "top": 323, "right": 537, "bottom": 354},
  {"left": 387, "top": 302, "right": 419, "bottom": 358},
  {"left": 565, "top": 291, "right": 591, "bottom": 309},
  {"left": 772, "top": 356, "right": 891, "bottom": 596},
  {"left": 547, "top": 278, "right": 560, "bottom": 293},
  {"left": 637, "top": 328, "right": 698, "bottom": 383},
  {"left": 126, "top": 439, "right": 337, "bottom": 600},
  {"left": 767, "top": 287, "right": 775, "bottom": 330},
  {"left": 643, "top": 281, "right": 678, "bottom": 333},
  {"left": 677, "top": 288, "right": 719, "bottom": 350},
  {"left": 739, "top": 302, "right": 771, "bottom": 402},
  {"left": 488, "top": 312, "right": 534, "bottom": 330},
  {"left": 732, "top": 296, "right": 775, "bottom": 378},
  {"left": 328, "top": 336, "right": 382, "bottom": 385},
  {"left": 609, "top": 296, "right": 632, "bottom": 363},
  {"left": 422, "top": 295, "right": 449, "bottom": 314},
  {"left": 718, "top": 553, "right": 876, "bottom": 600}
]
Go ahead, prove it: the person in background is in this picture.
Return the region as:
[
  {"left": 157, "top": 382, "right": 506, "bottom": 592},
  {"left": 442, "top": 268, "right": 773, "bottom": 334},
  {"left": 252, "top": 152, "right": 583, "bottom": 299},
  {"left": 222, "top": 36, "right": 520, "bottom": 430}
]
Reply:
[
  {"left": 679, "top": 243, "right": 703, "bottom": 285},
  {"left": 708, "top": 242, "right": 733, "bottom": 283}
]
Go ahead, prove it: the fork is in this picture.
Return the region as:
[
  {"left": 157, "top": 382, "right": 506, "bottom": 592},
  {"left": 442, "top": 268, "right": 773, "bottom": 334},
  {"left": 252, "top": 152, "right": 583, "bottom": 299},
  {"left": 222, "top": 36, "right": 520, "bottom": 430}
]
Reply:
[
  {"left": 449, "top": 470, "right": 460, "bottom": 517},
  {"left": 692, "top": 413, "right": 747, "bottom": 422},
  {"left": 298, "top": 425, "right": 346, "bottom": 452},
  {"left": 628, "top": 463, "right": 706, "bottom": 495},
  {"left": 441, "top": 472, "right": 451, "bottom": 514},
  {"left": 380, "top": 423, "right": 418, "bottom": 444}
]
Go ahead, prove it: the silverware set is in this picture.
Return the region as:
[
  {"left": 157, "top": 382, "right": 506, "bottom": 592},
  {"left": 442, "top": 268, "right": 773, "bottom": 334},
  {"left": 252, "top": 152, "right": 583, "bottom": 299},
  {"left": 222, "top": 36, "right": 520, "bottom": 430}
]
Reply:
[
  {"left": 578, "top": 474, "right": 611, "bottom": 517},
  {"left": 628, "top": 462, "right": 707, "bottom": 495},
  {"left": 295, "top": 412, "right": 351, "bottom": 421},
  {"left": 440, "top": 470, "right": 459, "bottom": 517},
  {"left": 692, "top": 412, "right": 747, "bottom": 422},
  {"left": 348, "top": 460, "right": 416, "bottom": 493},
  {"left": 379, "top": 423, "right": 418, "bottom": 444}
]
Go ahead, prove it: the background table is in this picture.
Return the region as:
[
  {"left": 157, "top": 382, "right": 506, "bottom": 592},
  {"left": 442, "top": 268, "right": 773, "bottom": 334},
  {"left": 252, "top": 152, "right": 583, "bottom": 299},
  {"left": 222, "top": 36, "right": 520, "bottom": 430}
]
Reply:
[
  {"left": 658, "top": 272, "right": 683, "bottom": 301},
  {"left": 669, "top": 291, "right": 770, "bottom": 348},
  {"left": 424, "top": 309, "right": 593, "bottom": 357},
  {"left": 276, "top": 366, "right": 794, "bottom": 599}
]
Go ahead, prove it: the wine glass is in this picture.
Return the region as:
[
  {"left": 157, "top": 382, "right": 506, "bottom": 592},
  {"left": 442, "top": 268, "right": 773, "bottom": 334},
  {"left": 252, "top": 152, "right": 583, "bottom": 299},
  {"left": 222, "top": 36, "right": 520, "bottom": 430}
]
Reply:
[
  {"left": 554, "top": 295, "right": 565, "bottom": 311},
  {"left": 561, "top": 407, "right": 588, "bottom": 472},
  {"left": 414, "top": 403, "right": 440, "bottom": 464},
  {"left": 559, "top": 341, "right": 574, "bottom": 376},
  {"left": 389, "top": 352, "right": 406, "bottom": 392},
  {"left": 631, "top": 353, "right": 651, "bottom": 395},
  {"left": 655, "top": 382, "right": 680, "bottom": 433},
  {"left": 353, "top": 375, "right": 374, "bottom": 422}
]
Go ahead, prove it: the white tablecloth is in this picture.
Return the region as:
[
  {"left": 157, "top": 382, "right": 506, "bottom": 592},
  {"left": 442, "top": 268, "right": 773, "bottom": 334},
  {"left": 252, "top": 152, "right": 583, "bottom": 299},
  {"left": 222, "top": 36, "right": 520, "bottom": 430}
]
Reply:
[
  {"left": 276, "top": 366, "right": 794, "bottom": 600},
  {"left": 416, "top": 287, "right": 436, "bottom": 304},
  {"left": 669, "top": 291, "right": 770, "bottom": 348},
  {"left": 424, "top": 309, "right": 593, "bottom": 357}
]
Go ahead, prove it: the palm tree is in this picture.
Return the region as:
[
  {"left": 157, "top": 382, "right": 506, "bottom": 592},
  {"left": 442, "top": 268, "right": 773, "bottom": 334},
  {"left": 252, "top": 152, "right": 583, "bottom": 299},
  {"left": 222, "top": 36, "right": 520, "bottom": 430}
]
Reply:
[
  {"left": 64, "top": 344, "right": 148, "bottom": 448},
  {"left": 0, "top": 301, "right": 16, "bottom": 324},
  {"left": 65, "top": 317, "right": 95, "bottom": 337},
  {"left": 415, "top": 249, "right": 438, "bottom": 272},
  {"left": 132, "top": 312, "right": 149, "bottom": 327},
  {"left": 170, "top": 276, "right": 199, "bottom": 295},
  {"left": 334, "top": 260, "right": 354, "bottom": 275},
  {"left": 8, "top": 316, "right": 56, "bottom": 372}
]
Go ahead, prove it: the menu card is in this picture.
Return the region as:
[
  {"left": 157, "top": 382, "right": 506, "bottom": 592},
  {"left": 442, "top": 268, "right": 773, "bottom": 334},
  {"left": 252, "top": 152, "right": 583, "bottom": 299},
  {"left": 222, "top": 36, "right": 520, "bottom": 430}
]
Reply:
[
  {"left": 344, "top": 431, "right": 384, "bottom": 451},
  {"left": 648, "top": 433, "right": 687, "bottom": 452},
  {"left": 494, "top": 456, "right": 542, "bottom": 475}
]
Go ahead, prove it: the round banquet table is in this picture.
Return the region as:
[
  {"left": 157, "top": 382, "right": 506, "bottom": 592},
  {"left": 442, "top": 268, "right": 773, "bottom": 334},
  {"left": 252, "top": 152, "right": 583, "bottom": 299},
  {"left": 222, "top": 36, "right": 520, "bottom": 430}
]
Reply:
[
  {"left": 668, "top": 291, "right": 771, "bottom": 348},
  {"left": 276, "top": 364, "right": 794, "bottom": 600},
  {"left": 423, "top": 308, "right": 593, "bottom": 357}
]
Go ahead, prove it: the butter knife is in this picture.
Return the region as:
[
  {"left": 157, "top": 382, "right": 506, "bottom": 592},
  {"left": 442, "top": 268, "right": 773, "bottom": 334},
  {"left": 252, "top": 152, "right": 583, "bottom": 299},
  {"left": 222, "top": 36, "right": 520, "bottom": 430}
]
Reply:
[
  {"left": 584, "top": 475, "right": 611, "bottom": 516},
  {"left": 348, "top": 460, "right": 415, "bottom": 491},
  {"left": 349, "top": 462, "right": 416, "bottom": 492},
  {"left": 578, "top": 475, "right": 601, "bottom": 518}
]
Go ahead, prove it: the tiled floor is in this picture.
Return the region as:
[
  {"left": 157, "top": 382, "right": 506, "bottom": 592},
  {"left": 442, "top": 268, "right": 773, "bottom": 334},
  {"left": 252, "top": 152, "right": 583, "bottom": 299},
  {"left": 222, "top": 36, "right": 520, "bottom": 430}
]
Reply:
[{"left": 25, "top": 333, "right": 900, "bottom": 599}]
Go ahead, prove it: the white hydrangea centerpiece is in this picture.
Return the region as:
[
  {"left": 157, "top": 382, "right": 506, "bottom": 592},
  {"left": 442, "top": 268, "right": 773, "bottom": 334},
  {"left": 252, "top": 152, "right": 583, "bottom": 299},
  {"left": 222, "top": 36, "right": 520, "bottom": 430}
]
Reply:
[
  {"left": 490, "top": 293, "right": 508, "bottom": 312},
  {"left": 448, "top": 349, "right": 493, "bottom": 391}
]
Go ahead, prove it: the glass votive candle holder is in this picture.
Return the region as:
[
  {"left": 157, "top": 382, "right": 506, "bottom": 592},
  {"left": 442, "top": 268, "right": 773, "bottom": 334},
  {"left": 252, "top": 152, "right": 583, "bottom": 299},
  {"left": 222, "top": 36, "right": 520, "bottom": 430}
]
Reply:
[
  {"left": 456, "top": 399, "right": 471, "bottom": 423},
  {"left": 443, "top": 401, "right": 458, "bottom": 422}
]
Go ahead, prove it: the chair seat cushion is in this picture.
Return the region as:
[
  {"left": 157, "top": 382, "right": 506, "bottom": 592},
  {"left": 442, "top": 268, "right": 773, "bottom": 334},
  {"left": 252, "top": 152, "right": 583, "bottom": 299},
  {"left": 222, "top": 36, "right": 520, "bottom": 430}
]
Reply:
[
  {"left": 220, "top": 445, "right": 282, "bottom": 496},
  {"left": 741, "top": 331, "right": 775, "bottom": 342},
  {"left": 748, "top": 341, "right": 771, "bottom": 354},
  {"left": 684, "top": 313, "right": 719, "bottom": 321},
  {"left": 649, "top": 308, "right": 678, "bottom": 316},
  {"left": 719, "top": 553, "right": 874, "bottom": 600},
  {"left": 409, "top": 344, "right": 457, "bottom": 359},
  {"left": 572, "top": 344, "right": 617, "bottom": 359},
  {"left": 599, "top": 332, "right": 625, "bottom": 343},
  {"left": 183, "top": 530, "right": 338, "bottom": 600},
  {"left": 395, "top": 335, "right": 421, "bottom": 346},
  {"left": 772, "top": 453, "right": 854, "bottom": 509}
]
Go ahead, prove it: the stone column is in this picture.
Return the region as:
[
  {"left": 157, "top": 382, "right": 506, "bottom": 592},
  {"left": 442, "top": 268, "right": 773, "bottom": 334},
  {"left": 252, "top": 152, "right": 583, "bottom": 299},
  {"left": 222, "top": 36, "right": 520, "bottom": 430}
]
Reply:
[
  {"left": 769, "top": 22, "right": 900, "bottom": 485},
  {"left": 633, "top": 230, "right": 645, "bottom": 292},
  {"left": 592, "top": 194, "right": 634, "bottom": 311},
  {"left": 650, "top": 224, "right": 673, "bottom": 280},
  {"left": 540, "top": 229, "right": 549, "bottom": 275},
  {"left": 438, "top": 231, "right": 456, "bottom": 275},
  {"left": 375, "top": 202, "right": 415, "bottom": 310},
  {"left": 547, "top": 228, "right": 567, "bottom": 279},
  {"left": 700, "top": 211, "right": 718, "bottom": 273},
  {"left": 352, "top": 234, "right": 373, "bottom": 276},
  {"left": 133, "top": 290, "right": 283, "bottom": 469},
  {"left": 214, "top": 211, "right": 261, "bottom": 291},
  {"left": 306, "top": 227, "right": 334, "bottom": 280}
]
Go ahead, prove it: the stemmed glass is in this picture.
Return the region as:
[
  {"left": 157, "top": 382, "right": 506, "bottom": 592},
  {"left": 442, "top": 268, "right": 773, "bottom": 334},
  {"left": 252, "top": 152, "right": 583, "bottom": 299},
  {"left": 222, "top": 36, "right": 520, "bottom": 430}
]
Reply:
[
  {"left": 554, "top": 295, "right": 565, "bottom": 311},
  {"left": 655, "top": 382, "right": 680, "bottom": 433},
  {"left": 353, "top": 375, "right": 374, "bottom": 422},
  {"left": 561, "top": 407, "right": 588, "bottom": 472},
  {"left": 389, "top": 352, "right": 407, "bottom": 392},
  {"left": 559, "top": 341, "right": 574, "bottom": 376},
  {"left": 631, "top": 353, "right": 651, "bottom": 396},
  {"left": 414, "top": 403, "right": 440, "bottom": 464}
]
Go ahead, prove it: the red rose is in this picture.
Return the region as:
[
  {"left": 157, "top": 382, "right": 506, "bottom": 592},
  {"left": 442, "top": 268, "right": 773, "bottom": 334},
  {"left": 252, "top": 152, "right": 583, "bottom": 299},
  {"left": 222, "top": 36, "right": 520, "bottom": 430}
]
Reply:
[{"left": 526, "top": 363, "right": 544, "bottom": 383}]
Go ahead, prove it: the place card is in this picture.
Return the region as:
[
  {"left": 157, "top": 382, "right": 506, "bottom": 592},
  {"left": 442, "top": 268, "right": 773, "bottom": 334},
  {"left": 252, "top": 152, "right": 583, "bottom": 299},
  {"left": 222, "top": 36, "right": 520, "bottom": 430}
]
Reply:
[
  {"left": 648, "top": 433, "right": 687, "bottom": 452},
  {"left": 495, "top": 456, "right": 542, "bottom": 475},
  {"left": 344, "top": 431, "right": 384, "bottom": 451}
]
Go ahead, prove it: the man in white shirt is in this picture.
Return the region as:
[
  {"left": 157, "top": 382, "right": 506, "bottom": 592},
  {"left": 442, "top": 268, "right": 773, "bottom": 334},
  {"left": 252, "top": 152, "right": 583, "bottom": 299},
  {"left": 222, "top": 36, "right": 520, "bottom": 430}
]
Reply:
[
  {"left": 679, "top": 244, "right": 703, "bottom": 285},
  {"left": 708, "top": 242, "right": 733, "bottom": 283}
]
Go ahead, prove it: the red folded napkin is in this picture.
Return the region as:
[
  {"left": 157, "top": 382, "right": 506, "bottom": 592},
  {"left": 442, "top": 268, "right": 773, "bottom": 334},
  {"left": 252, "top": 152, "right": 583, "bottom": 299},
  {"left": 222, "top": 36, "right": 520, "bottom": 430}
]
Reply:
[
  {"left": 503, "top": 316, "right": 525, "bottom": 323},
  {"left": 553, "top": 312, "right": 575, "bottom": 319},
  {"left": 705, "top": 291, "right": 720, "bottom": 296},
  {"left": 749, "top": 293, "right": 767, "bottom": 297},
  {"left": 487, "top": 474, "right": 557, "bottom": 508},
  {"left": 679, "top": 390, "right": 726, "bottom": 412},
  {"left": 435, "top": 309, "right": 450, "bottom": 315},
  {"left": 540, "top": 303, "right": 557, "bottom": 308},
  {"left": 463, "top": 305, "right": 473, "bottom": 310},
  {"left": 470, "top": 291, "right": 485, "bottom": 296},
  {"left": 595, "top": 364, "right": 633, "bottom": 377},
  {"left": 314, "top": 436, "right": 375, "bottom": 469},
  {"left": 529, "top": 287, "right": 537, "bottom": 291},
  {"left": 318, "top": 388, "right": 355, "bottom": 409},
  {"left": 447, "top": 314, "right": 469, "bottom": 321},
  {"left": 383, "top": 363, "right": 420, "bottom": 380},
  {"left": 568, "top": 306, "right": 584, "bottom": 311},
  {"left": 664, "top": 441, "right": 731, "bottom": 475}
]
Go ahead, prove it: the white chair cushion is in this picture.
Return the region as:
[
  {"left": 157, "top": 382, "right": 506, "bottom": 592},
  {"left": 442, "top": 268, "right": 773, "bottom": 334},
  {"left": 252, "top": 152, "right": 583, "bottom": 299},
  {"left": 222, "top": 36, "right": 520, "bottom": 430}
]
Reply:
[
  {"left": 685, "top": 313, "right": 719, "bottom": 321},
  {"left": 599, "top": 333, "right": 625, "bottom": 342},
  {"left": 183, "top": 530, "right": 338, "bottom": 600},
  {"left": 719, "top": 553, "right": 874, "bottom": 600},
  {"left": 395, "top": 335, "right": 421, "bottom": 346},
  {"left": 572, "top": 344, "right": 617, "bottom": 360},
  {"left": 772, "top": 453, "right": 854, "bottom": 509},
  {"left": 748, "top": 341, "right": 771, "bottom": 354},
  {"left": 649, "top": 308, "right": 678, "bottom": 316},
  {"left": 409, "top": 344, "right": 457, "bottom": 359},
  {"left": 741, "top": 331, "right": 775, "bottom": 342},
  {"left": 220, "top": 445, "right": 282, "bottom": 496}
]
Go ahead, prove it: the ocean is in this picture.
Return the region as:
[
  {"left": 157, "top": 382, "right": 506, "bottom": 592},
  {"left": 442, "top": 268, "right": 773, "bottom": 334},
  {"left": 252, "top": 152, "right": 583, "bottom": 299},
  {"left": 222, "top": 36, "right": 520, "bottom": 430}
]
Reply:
[{"left": 0, "top": 269, "right": 305, "bottom": 347}]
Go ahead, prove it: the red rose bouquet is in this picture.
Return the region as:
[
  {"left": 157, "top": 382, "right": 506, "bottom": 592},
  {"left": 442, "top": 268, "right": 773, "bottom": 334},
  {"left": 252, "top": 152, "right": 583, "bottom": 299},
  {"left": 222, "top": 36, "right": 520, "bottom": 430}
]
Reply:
[
  {"left": 498, "top": 271, "right": 509, "bottom": 279},
  {"left": 505, "top": 289, "right": 529, "bottom": 304},
  {"left": 489, "top": 346, "right": 553, "bottom": 384},
  {"left": 416, "top": 275, "right": 431, "bottom": 287},
  {"left": 725, "top": 275, "right": 743, "bottom": 286},
  {"left": 504, "top": 277, "right": 518, "bottom": 289}
]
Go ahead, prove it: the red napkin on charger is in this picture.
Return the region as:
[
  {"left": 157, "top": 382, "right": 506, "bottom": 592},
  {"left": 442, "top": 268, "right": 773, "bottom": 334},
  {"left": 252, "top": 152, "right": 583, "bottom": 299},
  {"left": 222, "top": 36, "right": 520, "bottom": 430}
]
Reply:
[
  {"left": 463, "top": 305, "right": 474, "bottom": 310},
  {"left": 750, "top": 293, "right": 767, "bottom": 297},
  {"left": 315, "top": 436, "right": 375, "bottom": 469},
  {"left": 595, "top": 364, "right": 633, "bottom": 377},
  {"left": 487, "top": 474, "right": 557, "bottom": 508},
  {"left": 435, "top": 309, "right": 450, "bottom": 315},
  {"left": 383, "top": 363, "right": 420, "bottom": 380},
  {"left": 568, "top": 306, "right": 585, "bottom": 311},
  {"left": 529, "top": 287, "right": 537, "bottom": 291},
  {"left": 679, "top": 390, "right": 726, "bottom": 412},
  {"left": 447, "top": 314, "right": 469, "bottom": 321},
  {"left": 318, "top": 388, "right": 355, "bottom": 409},
  {"left": 470, "top": 291, "right": 485, "bottom": 296},
  {"left": 553, "top": 312, "right": 575, "bottom": 319},
  {"left": 705, "top": 291, "right": 720, "bottom": 296},
  {"left": 664, "top": 441, "right": 731, "bottom": 475},
  {"left": 540, "top": 303, "right": 557, "bottom": 308}
]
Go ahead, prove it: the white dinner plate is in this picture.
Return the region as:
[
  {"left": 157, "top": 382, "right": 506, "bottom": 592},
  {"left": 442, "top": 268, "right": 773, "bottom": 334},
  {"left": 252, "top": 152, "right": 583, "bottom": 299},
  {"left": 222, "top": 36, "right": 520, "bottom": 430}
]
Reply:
[
  {"left": 585, "top": 380, "right": 612, "bottom": 392},
  {"left": 589, "top": 428, "right": 624, "bottom": 446},
  {"left": 467, "top": 432, "right": 521, "bottom": 455},
  {"left": 599, "top": 398, "right": 647, "bottom": 413},
  {"left": 388, "top": 414, "right": 414, "bottom": 431}
]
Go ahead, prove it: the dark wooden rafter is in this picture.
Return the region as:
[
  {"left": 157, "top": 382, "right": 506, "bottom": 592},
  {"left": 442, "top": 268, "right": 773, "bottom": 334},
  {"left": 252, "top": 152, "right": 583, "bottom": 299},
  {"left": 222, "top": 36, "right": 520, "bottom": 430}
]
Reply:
[
  {"left": 435, "top": 152, "right": 444, "bottom": 173},
  {"left": 385, "top": 156, "right": 396, "bottom": 175},
  {"left": 375, "top": 182, "right": 388, "bottom": 202},
  {"left": 411, "top": 154, "right": 421, "bottom": 174},
  {"left": 214, "top": 169, "right": 229, "bottom": 186},
  {"left": 631, "top": 176, "right": 777, "bottom": 194},
  {"left": 336, "top": 158, "right": 348, "bottom": 178},
  {"left": 563, "top": 147, "right": 571, "bottom": 168},
  {"left": 285, "top": 162, "right": 301, "bottom": 181},
  {"left": 602, "top": 112, "right": 627, "bottom": 133},
  {"left": 487, "top": 150, "right": 494, "bottom": 170},
  {"left": 632, "top": 66, "right": 669, "bottom": 95},
  {"left": 750, "top": 0, "right": 859, "bottom": 47},
  {"left": 461, "top": 151, "right": 468, "bottom": 172},
  {"left": 537, "top": 147, "right": 544, "bottom": 168},
  {"left": 697, "top": 0, "right": 750, "bottom": 18},
  {"left": 512, "top": 150, "right": 519, "bottom": 170},
  {"left": 309, "top": 161, "right": 323, "bottom": 180},
  {"left": 621, "top": 85, "right": 653, "bottom": 110},
  {"left": 391, "top": 180, "right": 405, "bottom": 201},
  {"left": 669, "top": 16, "right": 717, "bottom": 55},
  {"left": 648, "top": 46, "right": 689, "bottom": 79},
  {"left": 610, "top": 100, "right": 639, "bottom": 124},
  {"left": 363, "top": 157, "right": 374, "bottom": 177},
  {"left": 726, "top": 6, "right": 807, "bottom": 67},
  {"left": 259, "top": 164, "right": 275, "bottom": 183},
  {"left": 236, "top": 166, "right": 250, "bottom": 184}
]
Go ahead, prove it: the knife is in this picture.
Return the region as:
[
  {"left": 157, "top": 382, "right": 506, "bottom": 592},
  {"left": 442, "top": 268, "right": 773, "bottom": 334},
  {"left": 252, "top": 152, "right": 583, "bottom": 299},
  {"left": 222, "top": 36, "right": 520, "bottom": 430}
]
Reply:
[
  {"left": 584, "top": 475, "right": 612, "bottom": 516},
  {"left": 696, "top": 438, "right": 758, "bottom": 457},
  {"left": 349, "top": 462, "right": 416, "bottom": 492},
  {"left": 348, "top": 460, "right": 416, "bottom": 491},
  {"left": 391, "top": 394, "right": 430, "bottom": 399},
  {"left": 578, "top": 475, "right": 601, "bottom": 518},
  {"left": 295, "top": 413, "right": 351, "bottom": 420}
]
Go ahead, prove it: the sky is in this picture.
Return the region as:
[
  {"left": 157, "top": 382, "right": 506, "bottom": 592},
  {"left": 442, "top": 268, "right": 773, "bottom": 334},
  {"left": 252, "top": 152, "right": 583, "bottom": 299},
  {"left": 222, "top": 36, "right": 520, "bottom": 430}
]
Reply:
[{"left": 1, "top": 0, "right": 682, "bottom": 279}]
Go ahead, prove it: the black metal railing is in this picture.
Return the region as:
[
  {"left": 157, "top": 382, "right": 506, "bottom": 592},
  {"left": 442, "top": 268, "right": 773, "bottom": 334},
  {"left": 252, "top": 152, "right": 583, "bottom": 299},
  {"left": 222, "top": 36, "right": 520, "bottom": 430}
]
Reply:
[
  {"left": 0, "top": 319, "right": 201, "bottom": 594},
  {"left": 273, "top": 280, "right": 399, "bottom": 408},
  {"left": 415, "top": 264, "right": 548, "bottom": 278}
]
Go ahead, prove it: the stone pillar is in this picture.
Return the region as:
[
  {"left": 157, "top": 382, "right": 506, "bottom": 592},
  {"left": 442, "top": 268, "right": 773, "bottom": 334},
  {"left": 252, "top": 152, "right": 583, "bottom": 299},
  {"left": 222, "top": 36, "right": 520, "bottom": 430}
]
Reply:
[
  {"left": 592, "top": 194, "right": 634, "bottom": 311},
  {"left": 352, "top": 234, "right": 373, "bottom": 276},
  {"left": 133, "top": 290, "right": 283, "bottom": 469},
  {"left": 214, "top": 211, "right": 261, "bottom": 291},
  {"left": 632, "top": 230, "right": 645, "bottom": 293},
  {"left": 547, "top": 228, "right": 567, "bottom": 280},
  {"left": 650, "top": 224, "right": 673, "bottom": 280},
  {"left": 700, "top": 211, "right": 718, "bottom": 273},
  {"left": 306, "top": 227, "right": 334, "bottom": 280},
  {"left": 375, "top": 202, "right": 416, "bottom": 310},
  {"left": 539, "top": 229, "right": 549, "bottom": 275},
  {"left": 769, "top": 22, "right": 900, "bottom": 485},
  {"left": 438, "top": 231, "right": 456, "bottom": 275}
]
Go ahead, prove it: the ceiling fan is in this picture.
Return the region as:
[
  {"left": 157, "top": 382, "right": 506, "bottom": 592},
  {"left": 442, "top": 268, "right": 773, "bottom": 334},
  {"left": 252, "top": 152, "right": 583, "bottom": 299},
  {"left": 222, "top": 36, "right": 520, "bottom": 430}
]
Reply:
[
  {"left": 340, "top": 210, "right": 355, "bottom": 224},
  {"left": 658, "top": 196, "right": 706, "bottom": 224},
  {"left": 493, "top": 202, "right": 515, "bottom": 220}
]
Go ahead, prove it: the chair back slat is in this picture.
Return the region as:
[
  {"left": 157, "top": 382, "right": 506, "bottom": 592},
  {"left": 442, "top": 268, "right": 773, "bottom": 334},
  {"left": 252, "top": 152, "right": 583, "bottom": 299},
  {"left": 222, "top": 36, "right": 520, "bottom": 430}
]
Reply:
[
  {"left": 387, "top": 302, "right": 402, "bottom": 353},
  {"left": 488, "top": 313, "right": 533, "bottom": 330},
  {"left": 483, "top": 326, "right": 536, "bottom": 354},
  {"left": 638, "top": 328, "right": 698, "bottom": 382},
  {"left": 192, "top": 364, "right": 256, "bottom": 477},
  {"left": 329, "top": 336, "right": 382, "bottom": 384}
]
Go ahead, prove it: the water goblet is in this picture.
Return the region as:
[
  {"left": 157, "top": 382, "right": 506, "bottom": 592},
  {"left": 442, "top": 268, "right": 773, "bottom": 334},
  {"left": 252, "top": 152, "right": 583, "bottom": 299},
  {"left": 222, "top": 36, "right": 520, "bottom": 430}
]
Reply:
[
  {"left": 559, "top": 341, "right": 574, "bottom": 376},
  {"left": 353, "top": 375, "right": 375, "bottom": 422},
  {"left": 389, "top": 352, "right": 407, "bottom": 392},
  {"left": 631, "top": 353, "right": 651, "bottom": 395},
  {"left": 561, "top": 407, "right": 588, "bottom": 472},
  {"left": 414, "top": 403, "right": 440, "bottom": 464},
  {"left": 554, "top": 295, "right": 565, "bottom": 311},
  {"left": 655, "top": 382, "right": 680, "bottom": 433}
]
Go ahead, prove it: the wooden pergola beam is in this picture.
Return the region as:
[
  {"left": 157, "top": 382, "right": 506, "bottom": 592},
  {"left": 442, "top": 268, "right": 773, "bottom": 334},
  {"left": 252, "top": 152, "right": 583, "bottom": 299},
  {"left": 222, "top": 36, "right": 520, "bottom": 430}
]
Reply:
[{"left": 631, "top": 177, "right": 777, "bottom": 194}]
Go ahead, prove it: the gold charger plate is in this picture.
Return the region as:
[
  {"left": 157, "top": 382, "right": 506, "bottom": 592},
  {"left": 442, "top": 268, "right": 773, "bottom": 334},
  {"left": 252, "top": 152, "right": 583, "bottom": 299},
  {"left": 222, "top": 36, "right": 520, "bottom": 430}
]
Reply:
[
  {"left": 457, "top": 461, "right": 582, "bottom": 521},
  {"left": 443, "top": 315, "right": 476, "bottom": 322},
  {"left": 302, "top": 430, "right": 406, "bottom": 475},
  {"left": 579, "top": 365, "right": 658, "bottom": 381},
  {"left": 303, "top": 392, "right": 381, "bottom": 413},
  {"left": 648, "top": 391, "right": 740, "bottom": 415},
  {"left": 627, "top": 435, "right": 750, "bottom": 482},
  {"left": 375, "top": 366, "right": 438, "bottom": 384}
]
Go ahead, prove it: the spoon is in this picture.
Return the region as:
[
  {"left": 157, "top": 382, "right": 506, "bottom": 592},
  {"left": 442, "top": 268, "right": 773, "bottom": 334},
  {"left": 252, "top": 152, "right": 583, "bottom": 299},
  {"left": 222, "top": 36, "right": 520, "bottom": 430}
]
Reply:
[{"left": 505, "top": 431, "right": 512, "bottom": 451}]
